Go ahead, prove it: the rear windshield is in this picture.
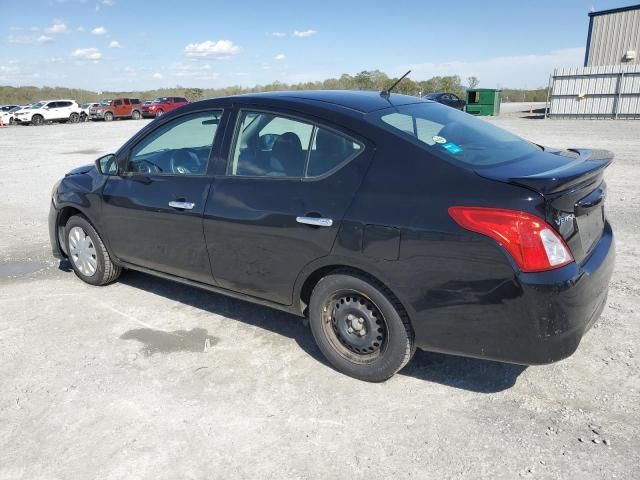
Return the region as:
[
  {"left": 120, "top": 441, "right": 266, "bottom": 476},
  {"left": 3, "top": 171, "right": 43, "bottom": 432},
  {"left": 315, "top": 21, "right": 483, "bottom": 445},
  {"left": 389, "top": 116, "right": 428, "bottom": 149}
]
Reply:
[{"left": 367, "top": 102, "right": 540, "bottom": 167}]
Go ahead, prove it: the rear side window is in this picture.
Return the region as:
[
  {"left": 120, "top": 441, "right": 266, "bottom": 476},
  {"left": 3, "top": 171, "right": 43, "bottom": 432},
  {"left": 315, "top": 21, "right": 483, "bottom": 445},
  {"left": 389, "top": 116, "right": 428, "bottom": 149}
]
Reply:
[
  {"left": 230, "top": 111, "right": 313, "bottom": 177},
  {"left": 368, "top": 103, "right": 539, "bottom": 167},
  {"left": 131, "top": 98, "right": 140, "bottom": 104},
  {"left": 229, "top": 111, "right": 363, "bottom": 178},
  {"left": 307, "top": 128, "right": 362, "bottom": 177},
  {"left": 175, "top": 97, "right": 187, "bottom": 103},
  {"left": 124, "top": 99, "right": 130, "bottom": 105}
]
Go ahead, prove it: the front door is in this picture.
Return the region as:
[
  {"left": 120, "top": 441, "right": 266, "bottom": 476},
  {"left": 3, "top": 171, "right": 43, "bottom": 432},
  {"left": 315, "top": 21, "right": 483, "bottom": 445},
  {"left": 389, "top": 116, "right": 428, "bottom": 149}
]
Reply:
[
  {"left": 101, "top": 109, "right": 224, "bottom": 284},
  {"left": 204, "top": 108, "right": 373, "bottom": 304}
]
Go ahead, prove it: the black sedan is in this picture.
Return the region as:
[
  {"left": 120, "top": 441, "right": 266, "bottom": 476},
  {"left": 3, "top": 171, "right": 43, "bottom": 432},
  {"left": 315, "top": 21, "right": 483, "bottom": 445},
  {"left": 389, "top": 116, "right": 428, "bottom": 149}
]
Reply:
[
  {"left": 49, "top": 90, "right": 614, "bottom": 382},
  {"left": 424, "top": 92, "right": 466, "bottom": 110}
]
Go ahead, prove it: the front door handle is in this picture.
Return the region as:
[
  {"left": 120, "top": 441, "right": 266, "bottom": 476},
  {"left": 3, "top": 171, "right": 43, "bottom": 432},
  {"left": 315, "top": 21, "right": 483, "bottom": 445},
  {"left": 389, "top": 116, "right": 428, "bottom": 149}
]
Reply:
[
  {"left": 168, "top": 200, "right": 195, "bottom": 210},
  {"left": 296, "top": 216, "right": 333, "bottom": 227}
]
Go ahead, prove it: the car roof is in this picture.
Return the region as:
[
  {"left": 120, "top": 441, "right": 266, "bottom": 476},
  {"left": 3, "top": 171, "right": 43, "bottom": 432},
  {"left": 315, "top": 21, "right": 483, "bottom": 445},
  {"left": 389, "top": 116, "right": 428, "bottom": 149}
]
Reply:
[{"left": 226, "top": 90, "right": 427, "bottom": 114}]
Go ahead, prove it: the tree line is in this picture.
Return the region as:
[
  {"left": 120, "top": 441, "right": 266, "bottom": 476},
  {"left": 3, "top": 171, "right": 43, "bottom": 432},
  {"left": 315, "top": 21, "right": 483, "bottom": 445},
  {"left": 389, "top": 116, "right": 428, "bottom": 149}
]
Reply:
[{"left": 0, "top": 70, "right": 548, "bottom": 105}]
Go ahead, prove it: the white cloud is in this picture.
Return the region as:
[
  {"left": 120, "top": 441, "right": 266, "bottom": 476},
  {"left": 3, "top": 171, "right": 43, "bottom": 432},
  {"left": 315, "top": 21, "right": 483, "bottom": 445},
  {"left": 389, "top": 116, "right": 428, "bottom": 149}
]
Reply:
[
  {"left": 71, "top": 47, "right": 102, "bottom": 60},
  {"left": 77, "top": 26, "right": 85, "bottom": 32},
  {"left": 45, "top": 22, "right": 68, "bottom": 34},
  {"left": 152, "top": 72, "right": 163, "bottom": 79},
  {"left": 91, "top": 26, "right": 107, "bottom": 35},
  {"left": 271, "top": 32, "right": 287, "bottom": 37},
  {"left": 274, "top": 53, "right": 286, "bottom": 61},
  {"left": 293, "top": 29, "right": 317, "bottom": 38},
  {"left": 108, "top": 40, "right": 122, "bottom": 48},
  {"left": 8, "top": 34, "right": 53, "bottom": 45},
  {"left": 47, "top": 57, "right": 65, "bottom": 63},
  {"left": 171, "top": 62, "right": 219, "bottom": 80},
  {"left": 184, "top": 40, "right": 240, "bottom": 58},
  {"left": 405, "top": 47, "right": 585, "bottom": 88},
  {"left": 102, "top": 0, "right": 114, "bottom": 5}
]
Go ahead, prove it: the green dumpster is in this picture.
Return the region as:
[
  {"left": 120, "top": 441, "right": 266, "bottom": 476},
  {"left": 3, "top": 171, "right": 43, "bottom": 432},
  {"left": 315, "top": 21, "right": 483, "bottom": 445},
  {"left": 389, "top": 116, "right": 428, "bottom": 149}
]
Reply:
[{"left": 465, "top": 89, "right": 501, "bottom": 116}]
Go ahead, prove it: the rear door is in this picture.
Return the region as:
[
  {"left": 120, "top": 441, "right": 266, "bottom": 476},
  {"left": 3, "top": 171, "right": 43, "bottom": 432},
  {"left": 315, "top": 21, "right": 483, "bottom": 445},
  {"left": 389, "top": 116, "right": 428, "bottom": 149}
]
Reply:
[
  {"left": 203, "top": 108, "right": 373, "bottom": 304},
  {"left": 122, "top": 98, "right": 131, "bottom": 117},
  {"left": 113, "top": 99, "right": 124, "bottom": 117},
  {"left": 101, "top": 108, "right": 226, "bottom": 283}
]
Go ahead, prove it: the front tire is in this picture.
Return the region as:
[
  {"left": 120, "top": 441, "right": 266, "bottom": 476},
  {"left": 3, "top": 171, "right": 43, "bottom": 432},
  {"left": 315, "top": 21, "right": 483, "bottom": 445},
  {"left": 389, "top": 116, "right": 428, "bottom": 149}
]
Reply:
[
  {"left": 31, "top": 114, "right": 44, "bottom": 126},
  {"left": 131, "top": 110, "right": 141, "bottom": 120},
  {"left": 69, "top": 112, "right": 79, "bottom": 123},
  {"left": 64, "top": 215, "right": 121, "bottom": 286},
  {"left": 309, "top": 272, "right": 415, "bottom": 382},
  {"left": 155, "top": 109, "right": 164, "bottom": 117},
  {"left": 104, "top": 112, "right": 113, "bottom": 122}
]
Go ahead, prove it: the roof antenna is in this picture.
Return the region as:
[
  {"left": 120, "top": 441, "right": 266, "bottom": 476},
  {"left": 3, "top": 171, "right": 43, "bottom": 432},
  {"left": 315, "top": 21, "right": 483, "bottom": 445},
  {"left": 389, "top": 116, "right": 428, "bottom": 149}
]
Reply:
[{"left": 380, "top": 70, "right": 411, "bottom": 98}]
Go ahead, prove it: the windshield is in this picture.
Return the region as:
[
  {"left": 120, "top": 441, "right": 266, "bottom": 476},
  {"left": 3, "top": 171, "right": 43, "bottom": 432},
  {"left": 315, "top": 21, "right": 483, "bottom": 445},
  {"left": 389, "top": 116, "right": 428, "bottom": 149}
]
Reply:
[
  {"left": 100, "top": 99, "right": 112, "bottom": 106},
  {"left": 30, "top": 102, "right": 45, "bottom": 109},
  {"left": 424, "top": 93, "right": 439, "bottom": 100},
  {"left": 153, "top": 97, "right": 168, "bottom": 103},
  {"left": 9, "top": 106, "right": 21, "bottom": 113},
  {"left": 367, "top": 102, "right": 540, "bottom": 168}
]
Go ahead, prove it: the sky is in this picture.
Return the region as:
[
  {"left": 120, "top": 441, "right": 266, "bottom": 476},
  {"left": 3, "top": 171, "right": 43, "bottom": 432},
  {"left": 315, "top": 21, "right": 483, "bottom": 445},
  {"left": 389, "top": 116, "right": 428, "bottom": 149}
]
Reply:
[{"left": 0, "top": 0, "right": 635, "bottom": 91}]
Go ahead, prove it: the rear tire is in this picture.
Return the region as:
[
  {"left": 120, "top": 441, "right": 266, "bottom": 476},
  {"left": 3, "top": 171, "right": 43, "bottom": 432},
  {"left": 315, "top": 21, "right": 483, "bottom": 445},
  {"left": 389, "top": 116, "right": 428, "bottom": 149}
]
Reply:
[
  {"left": 131, "top": 110, "right": 141, "bottom": 120},
  {"left": 104, "top": 112, "right": 113, "bottom": 122},
  {"left": 309, "top": 271, "right": 415, "bottom": 382},
  {"left": 31, "top": 114, "right": 44, "bottom": 126},
  {"left": 69, "top": 112, "right": 79, "bottom": 123},
  {"left": 64, "top": 215, "right": 121, "bottom": 286},
  {"left": 155, "top": 109, "right": 164, "bottom": 117}
]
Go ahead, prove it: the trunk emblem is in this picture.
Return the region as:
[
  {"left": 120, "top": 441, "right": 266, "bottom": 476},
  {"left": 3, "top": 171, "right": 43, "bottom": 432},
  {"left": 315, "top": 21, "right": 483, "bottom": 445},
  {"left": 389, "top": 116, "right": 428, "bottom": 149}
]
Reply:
[{"left": 555, "top": 213, "right": 576, "bottom": 226}]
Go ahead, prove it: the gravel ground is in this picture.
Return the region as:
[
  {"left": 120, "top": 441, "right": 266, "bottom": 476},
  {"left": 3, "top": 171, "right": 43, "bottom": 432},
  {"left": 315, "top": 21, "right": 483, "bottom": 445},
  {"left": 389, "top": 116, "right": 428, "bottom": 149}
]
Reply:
[{"left": 0, "top": 113, "right": 639, "bottom": 480}]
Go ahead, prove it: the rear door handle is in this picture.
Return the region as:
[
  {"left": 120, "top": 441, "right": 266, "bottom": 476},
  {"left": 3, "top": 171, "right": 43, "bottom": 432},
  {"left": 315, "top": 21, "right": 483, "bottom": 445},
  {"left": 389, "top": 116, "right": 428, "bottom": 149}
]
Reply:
[
  {"left": 168, "top": 200, "right": 195, "bottom": 210},
  {"left": 296, "top": 216, "right": 333, "bottom": 227}
]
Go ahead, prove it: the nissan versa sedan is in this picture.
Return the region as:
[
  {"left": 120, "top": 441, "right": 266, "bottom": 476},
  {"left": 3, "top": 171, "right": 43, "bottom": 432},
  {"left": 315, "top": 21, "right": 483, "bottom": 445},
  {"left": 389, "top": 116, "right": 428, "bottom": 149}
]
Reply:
[{"left": 49, "top": 90, "right": 615, "bottom": 382}]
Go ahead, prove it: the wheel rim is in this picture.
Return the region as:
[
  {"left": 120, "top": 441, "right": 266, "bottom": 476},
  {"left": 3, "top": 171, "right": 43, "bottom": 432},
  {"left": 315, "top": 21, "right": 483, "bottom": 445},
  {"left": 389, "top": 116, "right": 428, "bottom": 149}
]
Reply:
[
  {"left": 68, "top": 226, "right": 98, "bottom": 277},
  {"left": 321, "top": 290, "right": 388, "bottom": 364},
  {"left": 156, "top": 110, "right": 163, "bottom": 117}
]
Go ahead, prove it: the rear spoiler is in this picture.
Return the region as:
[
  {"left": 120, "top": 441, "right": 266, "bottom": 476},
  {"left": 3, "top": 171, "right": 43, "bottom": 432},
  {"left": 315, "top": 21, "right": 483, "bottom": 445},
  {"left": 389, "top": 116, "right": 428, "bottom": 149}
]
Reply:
[{"left": 476, "top": 149, "right": 614, "bottom": 194}]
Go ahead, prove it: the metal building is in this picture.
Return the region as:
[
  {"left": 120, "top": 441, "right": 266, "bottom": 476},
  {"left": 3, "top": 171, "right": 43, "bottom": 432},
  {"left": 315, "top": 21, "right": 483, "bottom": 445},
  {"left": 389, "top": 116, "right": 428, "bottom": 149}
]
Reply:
[
  {"left": 548, "top": 4, "right": 640, "bottom": 118},
  {"left": 547, "top": 64, "right": 640, "bottom": 119},
  {"left": 585, "top": 4, "right": 640, "bottom": 67}
]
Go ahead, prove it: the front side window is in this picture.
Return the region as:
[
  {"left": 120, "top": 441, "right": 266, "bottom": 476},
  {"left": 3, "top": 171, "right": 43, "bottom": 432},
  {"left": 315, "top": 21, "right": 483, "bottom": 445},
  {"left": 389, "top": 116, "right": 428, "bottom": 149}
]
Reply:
[
  {"left": 229, "top": 111, "right": 362, "bottom": 178},
  {"left": 114, "top": 99, "right": 123, "bottom": 106},
  {"left": 126, "top": 110, "right": 222, "bottom": 176},
  {"left": 124, "top": 99, "right": 130, "bottom": 105},
  {"left": 368, "top": 102, "right": 540, "bottom": 167}
]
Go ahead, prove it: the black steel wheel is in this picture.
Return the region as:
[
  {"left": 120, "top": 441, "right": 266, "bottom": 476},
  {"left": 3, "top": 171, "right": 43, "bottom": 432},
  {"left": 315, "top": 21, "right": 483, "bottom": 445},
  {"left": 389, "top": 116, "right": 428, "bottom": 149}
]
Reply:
[
  {"left": 309, "top": 271, "right": 414, "bottom": 382},
  {"left": 323, "top": 291, "right": 388, "bottom": 362}
]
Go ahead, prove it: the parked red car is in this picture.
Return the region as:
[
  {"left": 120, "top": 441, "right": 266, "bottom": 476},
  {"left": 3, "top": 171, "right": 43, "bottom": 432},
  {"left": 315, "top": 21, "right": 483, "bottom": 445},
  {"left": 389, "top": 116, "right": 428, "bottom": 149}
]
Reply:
[{"left": 141, "top": 96, "right": 188, "bottom": 118}]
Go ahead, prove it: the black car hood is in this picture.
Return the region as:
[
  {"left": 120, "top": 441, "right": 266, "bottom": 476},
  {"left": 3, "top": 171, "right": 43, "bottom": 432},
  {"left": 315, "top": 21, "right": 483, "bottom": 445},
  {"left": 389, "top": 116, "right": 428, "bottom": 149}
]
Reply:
[{"left": 66, "top": 164, "right": 95, "bottom": 176}]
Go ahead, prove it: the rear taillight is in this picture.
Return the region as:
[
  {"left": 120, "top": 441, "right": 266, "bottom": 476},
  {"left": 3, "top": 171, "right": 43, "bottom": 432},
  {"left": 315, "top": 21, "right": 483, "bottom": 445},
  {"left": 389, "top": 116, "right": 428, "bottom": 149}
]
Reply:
[{"left": 448, "top": 206, "right": 573, "bottom": 272}]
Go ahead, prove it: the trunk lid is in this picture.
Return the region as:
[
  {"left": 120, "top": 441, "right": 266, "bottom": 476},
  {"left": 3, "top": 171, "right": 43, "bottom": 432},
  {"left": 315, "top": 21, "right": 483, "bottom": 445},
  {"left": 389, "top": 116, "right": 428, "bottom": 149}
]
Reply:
[{"left": 476, "top": 148, "right": 613, "bottom": 264}]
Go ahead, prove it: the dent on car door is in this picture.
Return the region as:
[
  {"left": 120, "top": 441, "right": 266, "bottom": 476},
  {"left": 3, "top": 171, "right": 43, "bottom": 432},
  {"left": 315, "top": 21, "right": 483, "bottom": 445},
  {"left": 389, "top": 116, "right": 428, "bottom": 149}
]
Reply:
[
  {"left": 204, "top": 109, "right": 373, "bottom": 304},
  {"left": 101, "top": 109, "right": 226, "bottom": 283}
]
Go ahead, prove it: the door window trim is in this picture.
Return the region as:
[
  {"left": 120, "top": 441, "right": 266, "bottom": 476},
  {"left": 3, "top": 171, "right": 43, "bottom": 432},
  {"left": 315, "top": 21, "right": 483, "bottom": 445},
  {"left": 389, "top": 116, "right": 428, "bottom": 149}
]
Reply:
[
  {"left": 225, "top": 107, "right": 365, "bottom": 181},
  {"left": 121, "top": 108, "right": 226, "bottom": 178}
]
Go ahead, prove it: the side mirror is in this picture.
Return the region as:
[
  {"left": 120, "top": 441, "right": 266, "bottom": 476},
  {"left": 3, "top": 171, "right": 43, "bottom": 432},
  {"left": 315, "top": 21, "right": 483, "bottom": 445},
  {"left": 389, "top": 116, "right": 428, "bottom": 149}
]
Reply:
[{"left": 95, "top": 154, "right": 118, "bottom": 176}]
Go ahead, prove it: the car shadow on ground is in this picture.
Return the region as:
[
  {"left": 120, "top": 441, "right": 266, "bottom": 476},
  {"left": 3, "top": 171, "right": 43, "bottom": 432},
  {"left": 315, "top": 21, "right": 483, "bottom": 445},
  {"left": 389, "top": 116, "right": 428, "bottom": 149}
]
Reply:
[{"left": 116, "top": 270, "right": 526, "bottom": 393}]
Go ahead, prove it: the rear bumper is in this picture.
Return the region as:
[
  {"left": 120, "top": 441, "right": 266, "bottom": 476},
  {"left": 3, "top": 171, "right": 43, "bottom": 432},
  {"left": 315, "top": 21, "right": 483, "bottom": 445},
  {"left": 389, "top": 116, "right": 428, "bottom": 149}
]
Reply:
[{"left": 414, "top": 221, "right": 615, "bottom": 365}]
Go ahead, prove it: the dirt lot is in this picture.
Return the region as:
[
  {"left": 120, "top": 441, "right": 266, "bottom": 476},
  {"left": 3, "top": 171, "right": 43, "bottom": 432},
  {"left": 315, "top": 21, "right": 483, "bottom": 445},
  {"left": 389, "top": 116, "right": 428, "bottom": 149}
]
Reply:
[{"left": 1, "top": 113, "right": 639, "bottom": 480}]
